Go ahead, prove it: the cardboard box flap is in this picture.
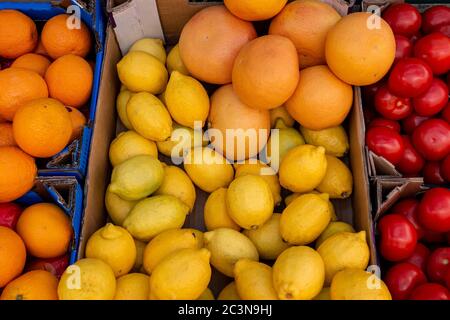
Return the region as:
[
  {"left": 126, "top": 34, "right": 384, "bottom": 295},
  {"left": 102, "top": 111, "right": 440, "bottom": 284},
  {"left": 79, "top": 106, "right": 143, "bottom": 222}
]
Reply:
[{"left": 368, "top": 150, "right": 402, "bottom": 177}]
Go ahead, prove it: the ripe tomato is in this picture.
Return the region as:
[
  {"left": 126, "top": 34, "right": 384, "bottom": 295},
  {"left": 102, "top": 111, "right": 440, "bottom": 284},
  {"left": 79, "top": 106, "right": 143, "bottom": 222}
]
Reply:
[
  {"left": 414, "top": 32, "right": 450, "bottom": 75},
  {"left": 375, "top": 85, "right": 412, "bottom": 120},
  {"left": 403, "top": 243, "right": 431, "bottom": 272},
  {"left": 384, "top": 262, "right": 427, "bottom": 300},
  {"left": 368, "top": 118, "right": 401, "bottom": 132},
  {"left": 427, "top": 248, "right": 450, "bottom": 284},
  {"left": 418, "top": 188, "right": 450, "bottom": 233},
  {"left": 378, "top": 214, "right": 418, "bottom": 262},
  {"left": 442, "top": 102, "right": 450, "bottom": 124},
  {"left": 397, "top": 136, "right": 425, "bottom": 176},
  {"left": 0, "top": 202, "right": 22, "bottom": 229},
  {"left": 366, "top": 126, "right": 405, "bottom": 165},
  {"left": 26, "top": 255, "right": 69, "bottom": 278},
  {"left": 382, "top": 3, "right": 422, "bottom": 38},
  {"left": 390, "top": 197, "right": 425, "bottom": 239},
  {"left": 402, "top": 113, "right": 429, "bottom": 134},
  {"left": 435, "top": 24, "right": 450, "bottom": 37},
  {"left": 412, "top": 119, "right": 450, "bottom": 161},
  {"left": 413, "top": 78, "right": 449, "bottom": 116},
  {"left": 423, "top": 161, "right": 446, "bottom": 185},
  {"left": 409, "top": 283, "right": 450, "bottom": 300},
  {"left": 441, "top": 154, "right": 450, "bottom": 182},
  {"left": 394, "top": 34, "right": 413, "bottom": 63},
  {"left": 363, "top": 81, "right": 385, "bottom": 108},
  {"left": 388, "top": 58, "right": 433, "bottom": 98},
  {"left": 422, "top": 5, "right": 450, "bottom": 34}
]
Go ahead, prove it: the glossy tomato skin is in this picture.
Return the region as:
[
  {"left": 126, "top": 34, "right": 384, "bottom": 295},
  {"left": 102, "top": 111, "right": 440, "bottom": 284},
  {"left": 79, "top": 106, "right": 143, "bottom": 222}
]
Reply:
[
  {"left": 414, "top": 32, "right": 450, "bottom": 75},
  {"left": 0, "top": 202, "right": 23, "bottom": 229},
  {"left": 391, "top": 197, "right": 425, "bottom": 239},
  {"left": 423, "top": 161, "right": 446, "bottom": 185},
  {"left": 369, "top": 118, "right": 401, "bottom": 132},
  {"left": 379, "top": 214, "right": 418, "bottom": 262},
  {"left": 427, "top": 247, "right": 450, "bottom": 284},
  {"left": 402, "top": 113, "right": 429, "bottom": 134},
  {"left": 403, "top": 243, "right": 431, "bottom": 272},
  {"left": 435, "top": 24, "right": 450, "bottom": 37},
  {"left": 394, "top": 34, "right": 413, "bottom": 63},
  {"left": 375, "top": 85, "right": 412, "bottom": 120},
  {"left": 418, "top": 188, "right": 450, "bottom": 233},
  {"left": 397, "top": 136, "right": 425, "bottom": 176},
  {"left": 384, "top": 262, "right": 427, "bottom": 300},
  {"left": 413, "top": 78, "right": 449, "bottom": 116},
  {"left": 442, "top": 102, "right": 450, "bottom": 124},
  {"left": 412, "top": 119, "right": 450, "bottom": 161},
  {"left": 422, "top": 5, "right": 450, "bottom": 34},
  {"left": 441, "top": 154, "right": 450, "bottom": 182},
  {"left": 382, "top": 3, "right": 422, "bottom": 38},
  {"left": 388, "top": 58, "right": 433, "bottom": 98},
  {"left": 366, "top": 126, "right": 405, "bottom": 165},
  {"left": 409, "top": 283, "right": 450, "bottom": 300}
]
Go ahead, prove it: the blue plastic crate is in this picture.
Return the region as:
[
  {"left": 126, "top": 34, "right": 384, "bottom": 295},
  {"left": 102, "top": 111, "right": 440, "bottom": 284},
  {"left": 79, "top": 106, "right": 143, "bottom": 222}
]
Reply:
[{"left": 0, "top": 1, "right": 106, "bottom": 180}]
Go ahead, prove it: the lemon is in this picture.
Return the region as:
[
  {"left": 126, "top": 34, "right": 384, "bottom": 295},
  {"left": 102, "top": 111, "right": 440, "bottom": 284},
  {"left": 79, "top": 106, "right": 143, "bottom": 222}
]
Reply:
[
  {"left": 198, "top": 288, "right": 215, "bottom": 300},
  {"left": 109, "top": 155, "right": 164, "bottom": 201},
  {"left": 218, "top": 282, "right": 240, "bottom": 300},
  {"left": 318, "top": 231, "right": 370, "bottom": 285},
  {"left": 280, "top": 193, "right": 331, "bottom": 245},
  {"left": 114, "top": 273, "right": 150, "bottom": 300},
  {"left": 273, "top": 246, "right": 325, "bottom": 300},
  {"left": 116, "top": 90, "right": 134, "bottom": 129},
  {"left": 285, "top": 191, "right": 338, "bottom": 221},
  {"left": 317, "top": 155, "right": 353, "bottom": 199},
  {"left": 149, "top": 248, "right": 211, "bottom": 300},
  {"left": 58, "top": 258, "right": 116, "bottom": 300},
  {"left": 117, "top": 51, "right": 168, "bottom": 94},
  {"left": 127, "top": 92, "right": 172, "bottom": 142},
  {"left": 234, "top": 259, "right": 278, "bottom": 300},
  {"left": 123, "top": 195, "right": 189, "bottom": 241},
  {"left": 129, "top": 38, "right": 166, "bottom": 64},
  {"left": 143, "top": 228, "right": 203, "bottom": 274},
  {"left": 300, "top": 125, "right": 349, "bottom": 157},
  {"left": 330, "top": 269, "right": 392, "bottom": 300},
  {"left": 313, "top": 287, "right": 331, "bottom": 300},
  {"left": 279, "top": 145, "right": 327, "bottom": 193},
  {"left": 120, "top": 84, "right": 127, "bottom": 92},
  {"left": 204, "top": 188, "right": 240, "bottom": 231},
  {"left": 243, "top": 214, "right": 290, "bottom": 260},
  {"left": 315, "top": 221, "right": 355, "bottom": 249},
  {"left": 226, "top": 175, "right": 274, "bottom": 230},
  {"left": 156, "top": 123, "right": 206, "bottom": 159},
  {"left": 234, "top": 161, "right": 282, "bottom": 205},
  {"left": 109, "top": 131, "right": 158, "bottom": 167},
  {"left": 154, "top": 165, "right": 196, "bottom": 211},
  {"left": 167, "top": 44, "right": 190, "bottom": 75},
  {"left": 105, "top": 185, "right": 138, "bottom": 226},
  {"left": 270, "top": 106, "right": 295, "bottom": 128},
  {"left": 184, "top": 147, "right": 234, "bottom": 193},
  {"left": 133, "top": 239, "right": 147, "bottom": 272},
  {"left": 204, "top": 228, "right": 258, "bottom": 277},
  {"left": 85, "top": 223, "right": 136, "bottom": 277},
  {"left": 267, "top": 119, "right": 305, "bottom": 164}
]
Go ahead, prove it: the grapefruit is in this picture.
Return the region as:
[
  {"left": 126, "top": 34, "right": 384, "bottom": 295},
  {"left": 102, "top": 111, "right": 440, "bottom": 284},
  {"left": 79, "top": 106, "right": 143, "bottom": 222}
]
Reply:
[{"left": 224, "top": 0, "right": 287, "bottom": 21}]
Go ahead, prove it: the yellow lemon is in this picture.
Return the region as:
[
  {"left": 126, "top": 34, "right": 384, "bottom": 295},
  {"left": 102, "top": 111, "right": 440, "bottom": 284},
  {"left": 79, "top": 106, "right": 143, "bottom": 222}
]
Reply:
[
  {"left": 317, "top": 155, "right": 353, "bottom": 199},
  {"left": 129, "top": 38, "right": 166, "bottom": 64},
  {"left": 116, "top": 90, "right": 134, "bottom": 129},
  {"left": 114, "top": 273, "right": 150, "bottom": 300},
  {"left": 234, "top": 259, "right": 278, "bottom": 300},
  {"left": 109, "top": 131, "right": 158, "bottom": 167},
  {"left": 270, "top": 106, "right": 295, "bottom": 128},
  {"left": 105, "top": 185, "right": 138, "bottom": 226},
  {"left": 120, "top": 84, "right": 127, "bottom": 92},
  {"left": 300, "top": 125, "right": 349, "bottom": 157},
  {"left": 315, "top": 221, "right": 355, "bottom": 249},
  {"left": 133, "top": 238, "right": 147, "bottom": 272},
  {"left": 218, "top": 282, "right": 240, "bottom": 300},
  {"left": 198, "top": 288, "right": 215, "bottom": 300},
  {"left": 156, "top": 123, "right": 206, "bottom": 159},
  {"left": 204, "top": 188, "right": 240, "bottom": 231},
  {"left": 167, "top": 44, "right": 190, "bottom": 75},
  {"left": 285, "top": 191, "right": 338, "bottom": 221},
  {"left": 313, "top": 287, "right": 331, "bottom": 300},
  {"left": 267, "top": 119, "right": 305, "bottom": 164}
]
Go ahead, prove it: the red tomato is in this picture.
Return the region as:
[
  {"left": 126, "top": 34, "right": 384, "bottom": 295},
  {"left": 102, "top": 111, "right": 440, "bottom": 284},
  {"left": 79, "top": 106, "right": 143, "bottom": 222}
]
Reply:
[
  {"left": 427, "top": 248, "right": 450, "bottom": 284},
  {"left": 442, "top": 102, "right": 450, "bottom": 123},
  {"left": 414, "top": 32, "right": 450, "bottom": 75},
  {"left": 0, "top": 202, "right": 22, "bottom": 229},
  {"left": 368, "top": 118, "right": 401, "bottom": 132},
  {"left": 418, "top": 188, "right": 450, "bottom": 233},
  {"left": 445, "top": 269, "right": 450, "bottom": 290},
  {"left": 394, "top": 34, "right": 413, "bottom": 63},
  {"left": 423, "top": 161, "right": 446, "bottom": 185},
  {"left": 26, "top": 255, "right": 69, "bottom": 278},
  {"left": 375, "top": 85, "right": 412, "bottom": 120},
  {"left": 422, "top": 5, "right": 450, "bottom": 34},
  {"left": 441, "top": 154, "right": 450, "bottom": 182},
  {"left": 366, "top": 126, "right": 405, "bottom": 165},
  {"left": 388, "top": 58, "right": 433, "bottom": 98},
  {"left": 423, "top": 230, "right": 446, "bottom": 244},
  {"left": 397, "top": 136, "right": 425, "bottom": 176},
  {"left": 435, "top": 24, "right": 450, "bottom": 37},
  {"left": 413, "top": 78, "right": 449, "bottom": 116},
  {"left": 390, "top": 197, "right": 425, "bottom": 239},
  {"left": 412, "top": 119, "right": 450, "bottom": 161},
  {"left": 409, "top": 283, "right": 450, "bottom": 300},
  {"left": 378, "top": 214, "right": 418, "bottom": 262},
  {"left": 384, "top": 262, "right": 427, "bottom": 300},
  {"left": 382, "top": 3, "right": 422, "bottom": 38},
  {"left": 401, "top": 113, "right": 429, "bottom": 134},
  {"left": 403, "top": 243, "right": 431, "bottom": 272},
  {"left": 363, "top": 81, "right": 385, "bottom": 108}
]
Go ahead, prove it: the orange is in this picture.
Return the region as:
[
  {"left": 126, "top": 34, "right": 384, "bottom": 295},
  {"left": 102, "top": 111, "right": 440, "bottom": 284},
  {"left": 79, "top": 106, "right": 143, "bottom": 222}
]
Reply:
[
  {"left": 33, "top": 37, "right": 49, "bottom": 57},
  {"left": 0, "top": 10, "right": 38, "bottom": 59},
  {"left": 45, "top": 54, "right": 93, "bottom": 108},
  {"left": 11, "top": 53, "right": 51, "bottom": 77},
  {"left": 224, "top": 0, "right": 287, "bottom": 21},
  {"left": 41, "top": 14, "right": 91, "bottom": 59},
  {"left": 16, "top": 203, "right": 73, "bottom": 259},
  {"left": 0, "top": 226, "right": 26, "bottom": 288},
  {"left": 66, "top": 106, "right": 87, "bottom": 141},
  {"left": 0, "top": 68, "right": 49, "bottom": 121},
  {"left": 0, "top": 122, "right": 16, "bottom": 147},
  {"left": 179, "top": 5, "right": 256, "bottom": 84},
  {"left": 0, "top": 146, "right": 36, "bottom": 203},
  {"left": 13, "top": 98, "right": 72, "bottom": 158},
  {"left": 0, "top": 270, "right": 58, "bottom": 300},
  {"left": 285, "top": 65, "right": 353, "bottom": 130},
  {"left": 232, "top": 35, "right": 299, "bottom": 110},
  {"left": 269, "top": 0, "right": 341, "bottom": 69},
  {"left": 325, "top": 12, "right": 396, "bottom": 86}
]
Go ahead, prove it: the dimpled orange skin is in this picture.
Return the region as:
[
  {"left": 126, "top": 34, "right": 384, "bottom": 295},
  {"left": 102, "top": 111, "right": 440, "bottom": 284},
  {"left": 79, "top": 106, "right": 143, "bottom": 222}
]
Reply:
[
  {"left": 0, "top": 270, "right": 58, "bottom": 300},
  {"left": 66, "top": 106, "right": 87, "bottom": 141},
  {"left": 0, "top": 226, "right": 27, "bottom": 288},
  {"left": 11, "top": 53, "right": 52, "bottom": 77},
  {"left": 0, "top": 10, "right": 38, "bottom": 59},
  {"left": 0, "top": 123, "right": 17, "bottom": 147}
]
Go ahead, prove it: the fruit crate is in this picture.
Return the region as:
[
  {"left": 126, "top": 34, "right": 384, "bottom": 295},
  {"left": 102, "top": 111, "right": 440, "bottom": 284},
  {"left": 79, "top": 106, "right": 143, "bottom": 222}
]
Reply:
[
  {"left": 0, "top": 0, "right": 105, "bottom": 180},
  {"left": 15, "top": 176, "right": 84, "bottom": 264}
]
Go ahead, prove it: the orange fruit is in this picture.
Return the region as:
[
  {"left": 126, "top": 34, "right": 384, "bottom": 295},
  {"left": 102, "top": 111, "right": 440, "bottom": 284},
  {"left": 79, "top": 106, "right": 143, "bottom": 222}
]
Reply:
[
  {"left": 179, "top": 5, "right": 257, "bottom": 84},
  {"left": 285, "top": 65, "right": 353, "bottom": 130},
  {"left": 224, "top": 0, "right": 287, "bottom": 21},
  {"left": 209, "top": 84, "right": 270, "bottom": 161},
  {"left": 0, "top": 270, "right": 58, "bottom": 300},
  {"left": 0, "top": 10, "right": 38, "bottom": 59},
  {"left": 232, "top": 35, "right": 299, "bottom": 110},
  {"left": 0, "top": 68, "right": 49, "bottom": 121},
  {"left": 16, "top": 203, "right": 73, "bottom": 259},
  {"left": 0, "top": 226, "right": 26, "bottom": 288},
  {"left": 13, "top": 98, "right": 72, "bottom": 158},
  {"left": 11, "top": 53, "right": 51, "bottom": 77},
  {"left": 0, "top": 146, "right": 36, "bottom": 203},
  {"left": 66, "top": 106, "right": 87, "bottom": 141},
  {"left": 325, "top": 12, "right": 396, "bottom": 86},
  {"left": 33, "top": 37, "right": 49, "bottom": 56},
  {"left": 41, "top": 14, "right": 91, "bottom": 59},
  {"left": 269, "top": 0, "right": 341, "bottom": 69},
  {"left": 45, "top": 54, "right": 93, "bottom": 108},
  {"left": 0, "top": 122, "right": 16, "bottom": 147}
]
